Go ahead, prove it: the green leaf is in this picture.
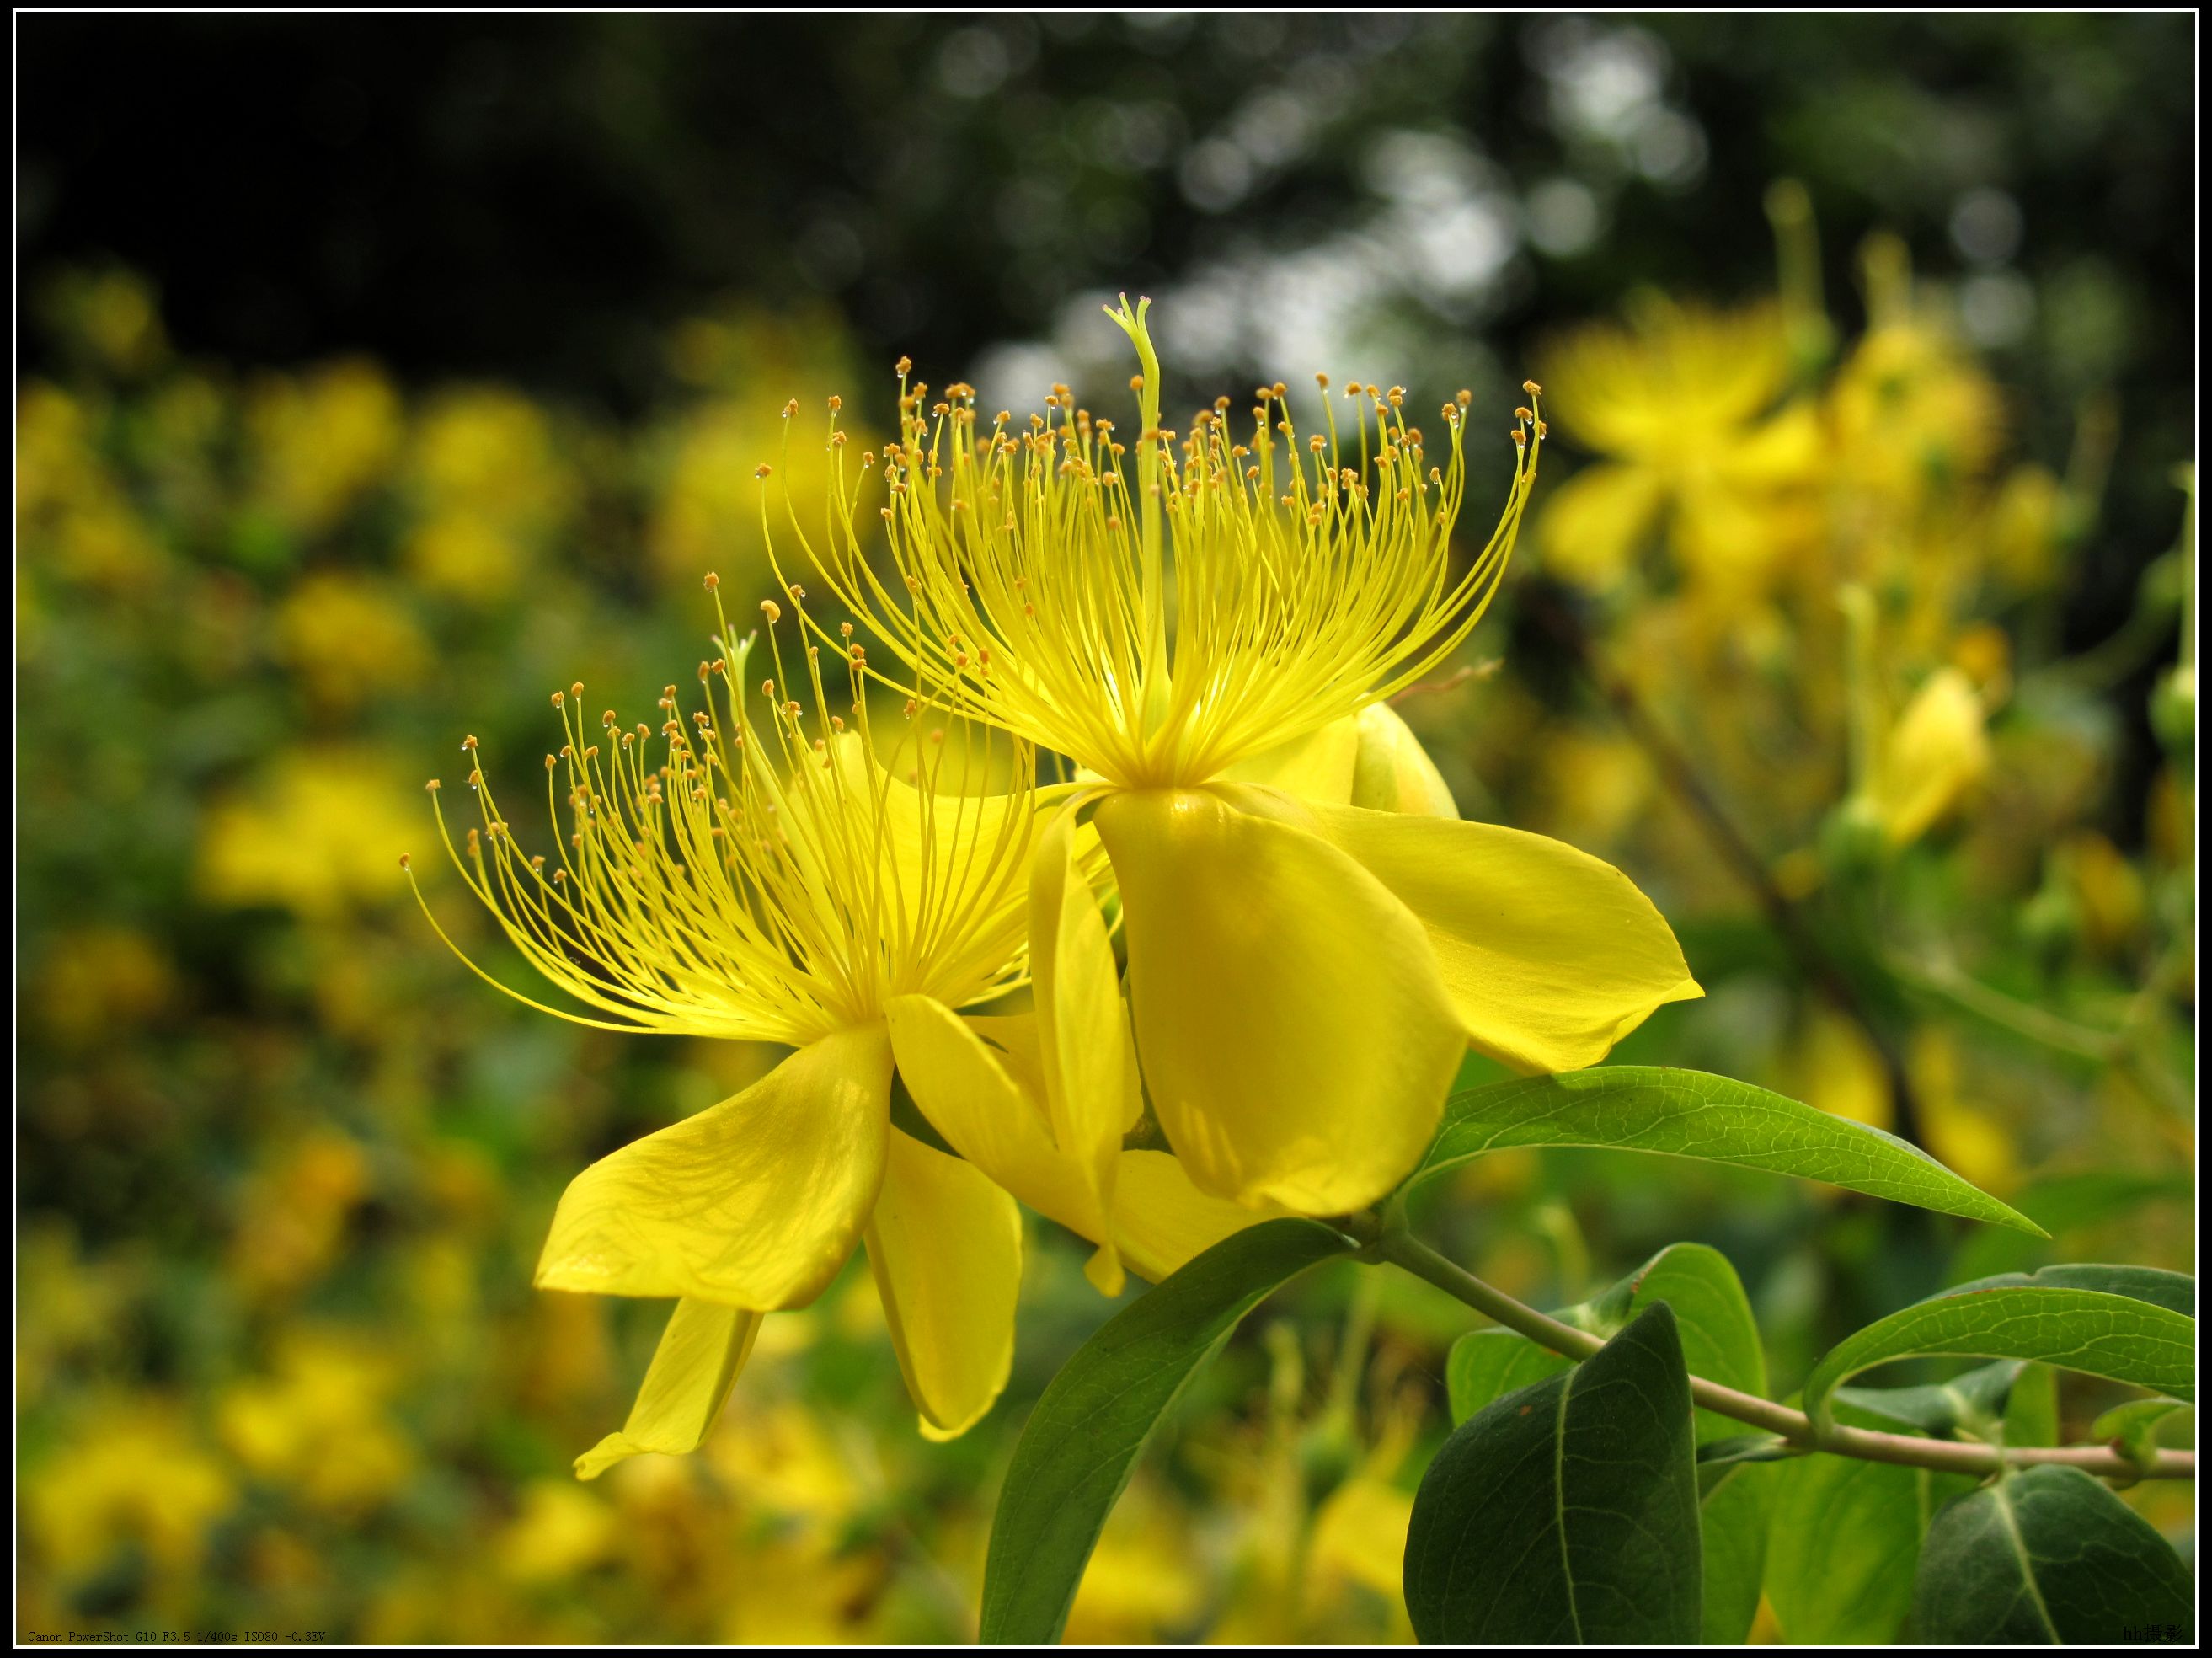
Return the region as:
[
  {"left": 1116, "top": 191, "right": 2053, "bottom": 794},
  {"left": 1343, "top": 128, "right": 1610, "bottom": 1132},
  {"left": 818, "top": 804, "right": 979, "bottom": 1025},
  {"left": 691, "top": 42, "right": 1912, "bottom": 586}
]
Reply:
[
  {"left": 1445, "top": 1326, "right": 1571, "bottom": 1425},
  {"left": 2091, "top": 1397, "right": 2190, "bottom": 1473},
  {"left": 1944, "top": 1263, "right": 2196, "bottom": 1318},
  {"left": 1696, "top": 1435, "right": 1797, "bottom": 1481},
  {"left": 1803, "top": 1273, "right": 2196, "bottom": 1432},
  {"left": 1699, "top": 1460, "right": 1771, "bottom": 1645},
  {"left": 979, "top": 1218, "right": 1354, "bottom": 1645},
  {"left": 1763, "top": 1400, "right": 1976, "bottom": 1644},
  {"left": 1593, "top": 1243, "right": 1767, "bottom": 1442},
  {"left": 1411, "top": 1067, "right": 2043, "bottom": 1234},
  {"left": 1404, "top": 1302, "right": 1701, "bottom": 1643},
  {"left": 1445, "top": 1242, "right": 1766, "bottom": 1442},
  {"left": 1912, "top": 1466, "right": 2193, "bottom": 1643},
  {"left": 1833, "top": 1359, "right": 2024, "bottom": 1436},
  {"left": 2005, "top": 1362, "right": 2060, "bottom": 1449}
]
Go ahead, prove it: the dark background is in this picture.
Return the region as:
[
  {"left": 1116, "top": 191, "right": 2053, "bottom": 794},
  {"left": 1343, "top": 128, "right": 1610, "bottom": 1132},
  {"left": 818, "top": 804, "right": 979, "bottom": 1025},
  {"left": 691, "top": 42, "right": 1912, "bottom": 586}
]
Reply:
[{"left": 24, "top": 11, "right": 2193, "bottom": 780}]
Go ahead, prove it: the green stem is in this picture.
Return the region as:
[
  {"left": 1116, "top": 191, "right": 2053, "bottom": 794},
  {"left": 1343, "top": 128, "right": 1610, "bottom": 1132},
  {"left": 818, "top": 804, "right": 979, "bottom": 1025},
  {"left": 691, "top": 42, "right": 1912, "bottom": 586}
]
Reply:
[{"left": 1375, "top": 1228, "right": 2193, "bottom": 1482}]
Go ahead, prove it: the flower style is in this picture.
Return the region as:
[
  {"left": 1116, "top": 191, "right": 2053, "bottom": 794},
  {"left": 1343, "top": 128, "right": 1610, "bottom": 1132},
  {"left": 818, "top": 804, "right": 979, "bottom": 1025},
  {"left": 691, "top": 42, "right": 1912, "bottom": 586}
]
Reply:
[
  {"left": 411, "top": 584, "right": 1252, "bottom": 1473},
  {"left": 794, "top": 297, "right": 1702, "bottom": 1218}
]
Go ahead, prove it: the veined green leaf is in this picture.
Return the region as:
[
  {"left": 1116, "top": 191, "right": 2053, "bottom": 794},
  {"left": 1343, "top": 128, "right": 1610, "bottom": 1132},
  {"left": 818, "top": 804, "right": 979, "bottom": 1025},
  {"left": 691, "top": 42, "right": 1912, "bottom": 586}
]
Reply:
[
  {"left": 1405, "top": 1302, "right": 1701, "bottom": 1644},
  {"left": 1698, "top": 1460, "right": 1771, "bottom": 1645},
  {"left": 2092, "top": 1396, "right": 2189, "bottom": 1467},
  {"left": 1594, "top": 1242, "right": 1766, "bottom": 1442},
  {"left": 1912, "top": 1466, "right": 2193, "bottom": 1643},
  {"left": 1441, "top": 1245, "right": 1769, "bottom": 1644},
  {"left": 1943, "top": 1263, "right": 2196, "bottom": 1317},
  {"left": 979, "top": 1218, "right": 1354, "bottom": 1645},
  {"left": 1696, "top": 1435, "right": 1797, "bottom": 1482},
  {"left": 1832, "top": 1358, "right": 2024, "bottom": 1436},
  {"left": 1445, "top": 1242, "right": 1765, "bottom": 1441},
  {"left": 1803, "top": 1271, "right": 2196, "bottom": 1432},
  {"left": 2004, "top": 1362, "right": 2060, "bottom": 1449},
  {"left": 1763, "top": 1399, "right": 1976, "bottom": 1644},
  {"left": 1445, "top": 1325, "right": 1572, "bottom": 1425},
  {"left": 1410, "top": 1067, "right": 2042, "bottom": 1234}
]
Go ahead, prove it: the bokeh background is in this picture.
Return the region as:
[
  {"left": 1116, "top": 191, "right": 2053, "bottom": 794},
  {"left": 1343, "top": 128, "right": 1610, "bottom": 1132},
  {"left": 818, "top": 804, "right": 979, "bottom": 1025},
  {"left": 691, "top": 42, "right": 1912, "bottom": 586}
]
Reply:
[{"left": 17, "top": 13, "right": 2195, "bottom": 1644}]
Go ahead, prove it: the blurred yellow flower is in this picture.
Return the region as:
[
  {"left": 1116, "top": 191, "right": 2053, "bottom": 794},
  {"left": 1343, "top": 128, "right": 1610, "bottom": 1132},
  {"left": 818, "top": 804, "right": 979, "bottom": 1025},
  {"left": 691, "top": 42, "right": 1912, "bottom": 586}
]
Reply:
[
  {"left": 1872, "top": 667, "right": 1992, "bottom": 848},
  {"left": 405, "top": 388, "right": 574, "bottom": 602},
  {"left": 495, "top": 1479, "right": 621, "bottom": 1585},
  {"left": 220, "top": 1329, "right": 414, "bottom": 1512},
  {"left": 1909, "top": 1028, "right": 2021, "bottom": 1196},
  {"left": 1537, "top": 298, "right": 1819, "bottom": 589},
  {"left": 820, "top": 297, "right": 1696, "bottom": 1216},
  {"left": 1792, "top": 1006, "right": 1893, "bottom": 1133},
  {"left": 26, "top": 1399, "right": 233, "bottom": 1582},
  {"left": 248, "top": 359, "right": 403, "bottom": 536},
  {"left": 701, "top": 1398, "right": 871, "bottom": 1526},
  {"left": 1985, "top": 463, "right": 2068, "bottom": 591},
  {"left": 275, "top": 570, "right": 432, "bottom": 712},
  {"left": 227, "top": 1131, "right": 371, "bottom": 1302},
  {"left": 2058, "top": 829, "right": 2150, "bottom": 958},
  {"left": 1830, "top": 249, "right": 2003, "bottom": 508},
  {"left": 200, "top": 746, "right": 421, "bottom": 918},
  {"left": 1061, "top": 1482, "right": 1206, "bottom": 1644},
  {"left": 17, "top": 382, "right": 169, "bottom": 587}
]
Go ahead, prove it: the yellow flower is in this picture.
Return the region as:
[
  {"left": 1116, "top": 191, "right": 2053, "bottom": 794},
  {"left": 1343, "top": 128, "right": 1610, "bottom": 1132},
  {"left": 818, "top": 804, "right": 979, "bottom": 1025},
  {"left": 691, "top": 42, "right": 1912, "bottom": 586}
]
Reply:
[
  {"left": 199, "top": 746, "right": 423, "bottom": 919},
  {"left": 1871, "top": 666, "right": 1992, "bottom": 848},
  {"left": 25, "top": 1399, "right": 233, "bottom": 1583},
  {"left": 1829, "top": 259, "right": 2003, "bottom": 510},
  {"left": 218, "top": 1329, "right": 414, "bottom": 1513},
  {"left": 494, "top": 1480, "right": 620, "bottom": 1585},
  {"left": 404, "top": 388, "right": 574, "bottom": 603},
  {"left": 274, "top": 571, "right": 431, "bottom": 713},
  {"left": 247, "top": 359, "right": 403, "bottom": 536},
  {"left": 807, "top": 298, "right": 1700, "bottom": 1217},
  {"left": 416, "top": 590, "right": 1252, "bottom": 1470},
  {"left": 1536, "top": 298, "right": 1820, "bottom": 590}
]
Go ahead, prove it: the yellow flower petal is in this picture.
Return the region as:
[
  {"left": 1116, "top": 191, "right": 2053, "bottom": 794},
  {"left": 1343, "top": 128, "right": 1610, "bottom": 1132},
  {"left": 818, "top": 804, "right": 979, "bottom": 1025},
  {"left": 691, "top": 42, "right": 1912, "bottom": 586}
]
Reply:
[
  {"left": 1111, "top": 1149, "right": 1279, "bottom": 1282},
  {"left": 1224, "top": 702, "right": 1457, "bottom": 817},
  {"left": 884, "top": 997, "right": 1113, "bottom": 1271},
  {"left": 886, "top": 997, "right": 1258, "bottom": 1287},
  {"left": 537, "top": 1024, "right": 892, "bottom": 1307},
  {"left": 1223, "top": 785, "right": 1702, "bottom": 1074},
  {"left": 1875, "top": 667, "right": 1990, "bottom": 846},
  {"left": 1093, "top": 788, "right": 1464, "bottom": 1214},
  {"left": 574, "top": 1297, "right": 762, "bottom": 1479},
  {"left": 1350, "top": 701, "right": 1459, "bottom": 818},
  {"left": 864, "top": 1127, "right": 1023, "bottom": 1440},
  {"left": 1536, "top": 460, "right": 1667, "bottom": 587},
  {"left": 885, "top": 999, "right": 1077, "bottom": 1210},
  {"left": 1221, "top": 714, "right": 1362, "bottom": 803},
  {"left": 1030, "top": 806, "right": 1135, "bottom": 1292}
]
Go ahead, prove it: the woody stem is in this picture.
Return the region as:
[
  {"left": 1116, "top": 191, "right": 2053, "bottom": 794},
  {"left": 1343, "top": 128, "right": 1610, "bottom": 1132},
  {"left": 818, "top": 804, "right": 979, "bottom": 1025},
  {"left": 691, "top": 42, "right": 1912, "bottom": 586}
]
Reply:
[{"left": 1375, "top": 1227, "right": 2193, "bottom": 1482}]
